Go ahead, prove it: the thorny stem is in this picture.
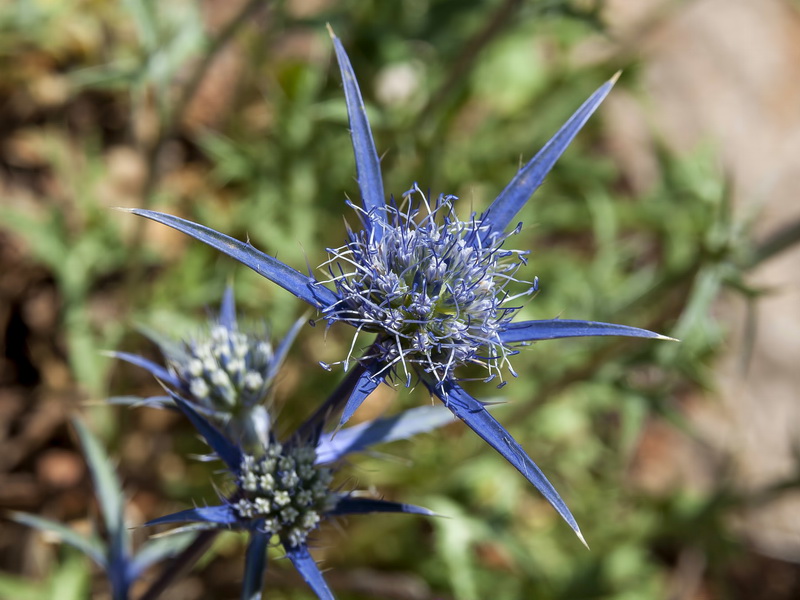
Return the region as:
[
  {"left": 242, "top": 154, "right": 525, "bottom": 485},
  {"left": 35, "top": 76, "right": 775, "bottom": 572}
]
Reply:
[{"left": 139, "top": 530, "right": 219, "bottom": 600}]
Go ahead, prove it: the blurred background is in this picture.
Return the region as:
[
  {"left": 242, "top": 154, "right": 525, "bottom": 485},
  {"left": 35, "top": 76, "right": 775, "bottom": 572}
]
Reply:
[{"left": 1, "top": 0, "right": 800, "bottom": 598}]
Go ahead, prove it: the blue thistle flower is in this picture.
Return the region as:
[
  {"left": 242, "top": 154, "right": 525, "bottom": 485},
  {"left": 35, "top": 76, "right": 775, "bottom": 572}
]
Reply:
[
  {"left": 118, "top": 288, "right": 452, "bottom": 598},
  {"left": 122, "top": 30, "right": 673, "bottom": 543},
  {"left": 318, "top": 183, "right": 536, "bottom": 386},
  {"left": 148, "top": 394, "right": 445, "bottom": 600}
]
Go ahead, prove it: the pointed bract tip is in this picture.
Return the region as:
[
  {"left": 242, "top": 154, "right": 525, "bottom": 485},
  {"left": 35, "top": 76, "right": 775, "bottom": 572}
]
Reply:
[
  {"left": 112, "top": 206, "right": 136, "bottom": 213},
  {"left": 656, "top": 333, "right": 680, "bottom": 342},
  {"left": 609, "top": 70, "right": 622, "bottom": 85},
  {"left": 326, "top": 23, "right": 336, "bottom": 39},
  {"left": 576, "top": 527, "right": 590, "bottom": 550}
]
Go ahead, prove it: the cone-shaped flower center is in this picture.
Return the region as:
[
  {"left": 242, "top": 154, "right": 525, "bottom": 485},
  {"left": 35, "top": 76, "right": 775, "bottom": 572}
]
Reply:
[
  {"left": 233, "top": 442, "right": 335, "bottom": 546},
  {"left": 322, "top": 186, "right": 537, "bottom": 383},
  {"left": 169, "top": 325, "right": 275, "bottom": 414}
]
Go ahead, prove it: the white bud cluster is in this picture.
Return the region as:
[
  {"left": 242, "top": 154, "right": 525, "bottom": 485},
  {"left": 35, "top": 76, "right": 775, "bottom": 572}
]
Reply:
[
  {"left": 171, "top": 324, "right": 275, "bottom": 413},
  {"left": 233, "top": 442, "right": 334, "bottom": 547}
]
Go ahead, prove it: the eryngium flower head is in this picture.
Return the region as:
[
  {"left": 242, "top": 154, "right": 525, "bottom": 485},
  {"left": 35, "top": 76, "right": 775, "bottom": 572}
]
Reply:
[
  {"left": 148, "top": 377, "right": 452, "bottom": 599},
  {"left": 125, "top": 30, "right": 675, "bottom": 544},
  {"left": 113, "top": 287, "right": 301, "bottom": 448},
  {"left": 124, "top": 33, "right": 668, "bottom": 401},
  {"left": 171, "top": 323, "right": 275, "bottom": 413},
  {"left": 322, "top": 185, "right": 536, "bottom": 385}
]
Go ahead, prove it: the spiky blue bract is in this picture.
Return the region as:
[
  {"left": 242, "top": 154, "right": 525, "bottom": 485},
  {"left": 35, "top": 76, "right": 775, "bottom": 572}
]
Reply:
[
  {"left": 337, "top": 359, "right": 382, "bottom": 427},
  {"left": 219, "top": 285, "right": 237, "bottom": 330},
  {"left": 315, "top": 404, "right": 455, "bottom": 464},
  {"left": 292, "top": 362, "right": 371, "bottom": 444},
  {"left": 423, "top": 377, "right": 586, "bottom": 546},
  {"left": 328, "top": 27, "right": 386, "bottom": 241},
  {"left": 110, "top": 351, "right": 180, "bottom": 388},
  {"left": 118, "top": 208, "right": 339, "bottom": 310},
  {"left": 243, "top": 531, "right": 269, "bottom": 600},
  {"left": 478, "top": 73, "right": 621, "bottom": 242},
  {"left": 286, "top": 544, "right": 335, "bottom": 600},
  {"left": 170, "top": 395, "right": 243, "bottom": 473},
  {"left": 499, "top": 319, "right": 674, "bottom": 343},
  {"left": 146, "top": 505, "right": 239, "bottom": 528},
  {"left": 329, "top": 496, "right": 436, "bottom": 517}
]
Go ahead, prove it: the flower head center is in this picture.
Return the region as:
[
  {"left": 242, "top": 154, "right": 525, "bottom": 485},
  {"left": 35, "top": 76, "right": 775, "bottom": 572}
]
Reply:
[
  {"left": 233, "top": 442, "right": 334, "bottom": 546},
  {"left": 321, "top": 185, "right": 537, "bottom": 384}
]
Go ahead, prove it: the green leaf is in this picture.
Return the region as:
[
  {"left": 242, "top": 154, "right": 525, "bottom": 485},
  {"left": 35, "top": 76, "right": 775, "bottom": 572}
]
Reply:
[
  {"left": 9, "top": 512, "right": 106, "bottom": 568},
  {"left": 0, "top": 573, "right": 47, "bottom": 600},
  {"left": 72, "top": 419, "right": 128, "bottom": 561},
  {"left": 47, "top": 553, "right": 92, "bottom": 600}
]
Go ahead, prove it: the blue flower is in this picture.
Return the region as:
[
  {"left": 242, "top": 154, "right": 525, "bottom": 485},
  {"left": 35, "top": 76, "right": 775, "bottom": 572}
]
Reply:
[
  {"left": 123, "top": 30, "right": 672, "bottom": 543},
  {"left": 148, "top": 394, "right": 446, "bottom": 599},
  {"left": 113, "top": 287, "right": 302, "bottom": 452},
  {"left": 119, "top": 288, "right": 452, "bottom": 598}
]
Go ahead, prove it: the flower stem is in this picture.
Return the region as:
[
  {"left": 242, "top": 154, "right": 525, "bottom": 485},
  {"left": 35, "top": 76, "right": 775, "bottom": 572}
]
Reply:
[{"left": 139, "top": 530, "right": 219, "bottom": 600}]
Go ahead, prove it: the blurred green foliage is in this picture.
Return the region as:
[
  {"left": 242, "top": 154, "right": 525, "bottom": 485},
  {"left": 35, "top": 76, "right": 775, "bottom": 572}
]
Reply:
[{"left": 2, "top": 0, "right": 797, "bottom": 599}]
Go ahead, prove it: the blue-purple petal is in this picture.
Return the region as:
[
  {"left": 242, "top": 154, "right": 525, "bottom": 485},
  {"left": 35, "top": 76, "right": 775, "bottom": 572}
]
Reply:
[
  {"left": 425, "top": 379, "right": 586, "bottom": 545},
  {"left": 145, "top": 505, "right": 238, "bottom": 528},
  {"left": 170, "top": 394, "right": 243, "bottom": 473},
  {"left": 328, "top": 495, "right": 435, "bottom": 517},
  {"left": 499, "top": 319, "right": 673, "bottom": 343},
  {"left": 121, "top": 209, "right": 339, "bottom": 310},
  {"left": 286, "top": 544, "right": 335, "bottom": 600},
  {"left": 315, "top": 404, "right": 454, "bottom": 464},
  {"left": 480, "top": 74, "right": 620, "bottom": 241},
  {"left": 329, "top": 29, "right": 386, "bottom": 238}
]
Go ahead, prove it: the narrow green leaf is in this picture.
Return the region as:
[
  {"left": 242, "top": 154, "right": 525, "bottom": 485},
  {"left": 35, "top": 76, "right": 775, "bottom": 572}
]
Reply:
[
  {"left": 9, "top": 512, "right": 106, "bottom": 568},
  {"left": 48, "top": 553, "right": 92, "bottom": 600},
  {"left": 72, "top": 419, "right": 128, "bottom": 559}
]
